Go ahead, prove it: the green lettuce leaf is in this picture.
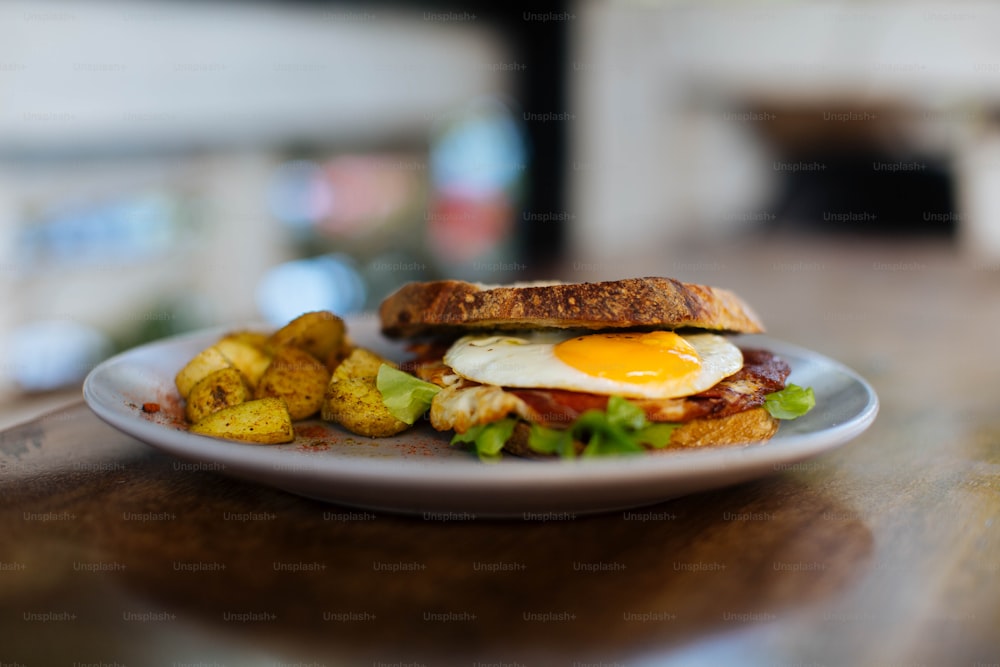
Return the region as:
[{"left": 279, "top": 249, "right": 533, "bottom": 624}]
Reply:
[
  {"left": 604, "top": 395, "right": 647, "bottom": 430},
  {"left": 764, "top": 384, "right": 816, "bottom": 420},
  {"left": 451, "top": 418, "right": 517, "bottom": 461},
  {"left": 574, "top": 410, "right": 646, "bottom": 457},
  {"left": 376, "top": 364, "right": 441, "bottom": 425},
  {"left": 633, "top": 422, "right": 681, "bottom": 449},
  {"left": 528, "top": 396, "right": 680, "bottom": 459},
  {"left": 527, "top": 424, "right": 577, "bottom": 459}
]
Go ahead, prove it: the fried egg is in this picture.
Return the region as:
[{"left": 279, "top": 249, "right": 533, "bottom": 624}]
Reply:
[{"left": 443, "top": 330, "right": 743, "bottom": 400}]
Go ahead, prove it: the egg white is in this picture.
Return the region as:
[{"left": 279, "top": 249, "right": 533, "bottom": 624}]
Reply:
[{"left": 443, "top": 330, "right": 743, "bottom": 400}]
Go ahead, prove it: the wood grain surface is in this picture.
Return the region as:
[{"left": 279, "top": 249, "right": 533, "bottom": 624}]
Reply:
[{"left": 1, "top": 236, "right": 998, "bottom": 666}]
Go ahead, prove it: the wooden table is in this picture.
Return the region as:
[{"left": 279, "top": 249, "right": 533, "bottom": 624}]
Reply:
[{"left": 1, "top": 235, "right": 998, "bottom": 666}]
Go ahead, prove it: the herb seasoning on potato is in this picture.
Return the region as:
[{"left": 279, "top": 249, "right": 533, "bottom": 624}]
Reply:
[{"left": 174, "top": 310, "right": 411, "bottom": 444}]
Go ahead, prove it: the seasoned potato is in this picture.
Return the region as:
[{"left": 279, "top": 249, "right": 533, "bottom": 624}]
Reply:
[
  {"left": 255, "top": 346, "right": 331, "bottom": 420},
  {"left": 323, "top": 340, "right": 355, "bottom": 374},
  {"left": 190, "top": 397, "right": 294, "bottom": 444},
  {"left": 269, "top": 311, "right": 346, "bottom": 366},
  {"left": 175, "top": 346, "right": 232, "bottom": 399},
  {"left": 215, "top": 334, "right": 272, "bottom": 388},
  {"left": 184, "top": 367, "right": 253, "bottom": 423},
  {"left": 322, "top": 347, "right": 409, "bottom": 437},
  {"left": 222, "top": 330, "right": 271, "bottom": 351}
]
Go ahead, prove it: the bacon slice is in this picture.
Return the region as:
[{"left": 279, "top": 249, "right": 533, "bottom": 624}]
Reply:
[{"left": 427, "top": 348, "right": 790, "bottom": 433}]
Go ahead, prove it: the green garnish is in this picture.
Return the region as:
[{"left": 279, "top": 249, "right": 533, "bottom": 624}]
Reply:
[
  {"left": 764, "top": 384, "right": 816, "bottom": 420},
  {"left": 451, "top": 418, "right": 517, "bottom": 462},
  {"left": 604, "top": 394, "right": 647, "bottom": 430},
  {"left": 528, "top": 396, "right": 680, "bottom": 459},
  {"left": 526, "top": 422, "right": 577, "bottom": 459},
  {"left": 634, "top": 422, "right": 682, "bottom": 448},
  {"left": 376, "top": 364, "right": 441, "bottom": 425}
]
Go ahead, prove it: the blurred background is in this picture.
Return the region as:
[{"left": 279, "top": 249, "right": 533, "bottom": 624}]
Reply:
[{"left": 2, "top": 0, "right": 999, "bottom": 422}]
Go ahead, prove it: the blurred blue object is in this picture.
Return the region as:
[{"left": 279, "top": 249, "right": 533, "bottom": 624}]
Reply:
[
  {"left": 17, "top": 192, "right": 177, "bottom": 273},
  {"left": 430, "top": 96, "right": 527, "bottom": 199},
  {"left": 266, "top": 160, "right": 333, "bottom": 230},
  {"left": 8, "top": 319, "right": 113, "bottom": 391},
  {"left": 255, "top": 254, "right": 366, "bottom": 325}
]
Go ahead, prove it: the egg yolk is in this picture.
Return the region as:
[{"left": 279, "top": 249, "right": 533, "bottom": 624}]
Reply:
[{"left": 553, "top": 331, "right": 702, "bottom": 384}]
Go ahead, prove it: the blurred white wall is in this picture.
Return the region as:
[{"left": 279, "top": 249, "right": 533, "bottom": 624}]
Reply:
[
  {"left": 0, "top": 0, "right": 510, "bottom": 399},
  {"left": 569, "top": 0, "right": 1000, "bottom": 262},
  {"left": 0, "top": 0, "right": 505, "bottom": 152}
]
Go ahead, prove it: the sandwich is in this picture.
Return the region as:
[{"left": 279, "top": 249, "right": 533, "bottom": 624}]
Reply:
[{"left": 375, "top": 277, "right": 814, "bottom": 459}]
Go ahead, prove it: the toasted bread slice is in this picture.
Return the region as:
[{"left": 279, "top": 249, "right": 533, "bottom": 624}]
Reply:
[
  {"left": 502, "top": 407, "right": 780, "bottom": 457},
  {"left": 379, "top": 277, "right": 765, "bottom": 338},
  {"left": 666, "top": 406, "right": 779, "bottom": 449}
]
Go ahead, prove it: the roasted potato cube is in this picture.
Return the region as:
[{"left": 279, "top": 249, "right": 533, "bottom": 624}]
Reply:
[
  {"left": 184, "top": 367, "right": 253, "bottom": 423},
  {"left": 322, "top": 347, "right": 409, "bottom": 437},
  {"left": 255, "top": 346, "right": 331, "bottom": 420},
  {"left": 221, "top": 330, "right": 271, "bottom": 350},
  {"left": 269, "top": 311, "right": 346, "bottom": 366},
  {"left": 190, "top": 397, "right": 294, "bottom": 444},
  {"left": 215, "top": 335, "right": 272, "bottom": 388},
  {"left": 175, "top": 346, "right": 232, "bottom": 399},
  {"left": 323, "top": 340, "right": 355, "bottom": 374}
]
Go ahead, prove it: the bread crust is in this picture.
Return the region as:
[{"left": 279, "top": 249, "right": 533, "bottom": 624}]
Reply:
[
  {"left": 379, "top": 277, "right": 765, "bottom": 338},
  {"left": 667, "top": 406, "right": 779, "bottom": 449}
]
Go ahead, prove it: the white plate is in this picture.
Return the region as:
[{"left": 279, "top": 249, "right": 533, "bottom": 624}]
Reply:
[{"left": 83, "top": 315, "right": 878, "bottom": 518}]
